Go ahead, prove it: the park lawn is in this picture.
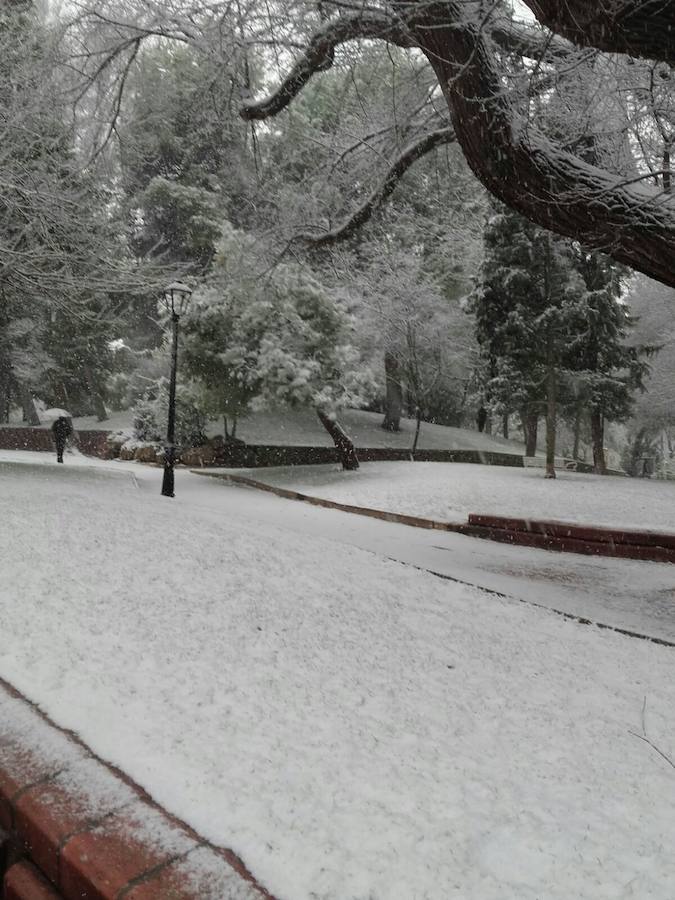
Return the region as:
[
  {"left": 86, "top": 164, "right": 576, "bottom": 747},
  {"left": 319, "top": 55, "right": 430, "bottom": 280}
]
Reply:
[
  {"left": 242, "top": 460, "right": 675, "bottom": 533},
  {"left": 2, "top": 453, "right": 675, "bottom": 899}
]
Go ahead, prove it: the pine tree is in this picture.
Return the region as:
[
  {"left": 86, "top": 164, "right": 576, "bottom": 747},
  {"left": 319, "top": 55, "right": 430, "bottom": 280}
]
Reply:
[
  {"left": 473, "top": 204, "right": 652, "bottom": 477},
  {"left": 568, "top": 250, "right": 653, "bottom": 473},
  {"left": 472, "top": 204, "right": 584, "bottom": 477}
]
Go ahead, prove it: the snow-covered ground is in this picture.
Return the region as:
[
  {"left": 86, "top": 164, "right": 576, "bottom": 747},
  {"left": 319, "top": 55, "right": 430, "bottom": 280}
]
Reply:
[
  {"left": 2, "top": 453, "right": 675, "bottom": 899},
  {"left": 242, "top": 460, "right": 675, "bottom": 533}
]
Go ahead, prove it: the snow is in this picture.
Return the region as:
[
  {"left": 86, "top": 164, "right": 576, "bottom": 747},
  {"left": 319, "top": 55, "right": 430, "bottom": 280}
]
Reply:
[
  {"left": 41, "top": 407, "right": 71, "bottom": 422},
  {"left": 2, "top": 453, "right": 675, "bottom": 899},
  {"left": 170, "top": 846, "right": 265, "bottom": 900},
  {"left": 241, "top": 460, "right": 675, "bottom": 533}
]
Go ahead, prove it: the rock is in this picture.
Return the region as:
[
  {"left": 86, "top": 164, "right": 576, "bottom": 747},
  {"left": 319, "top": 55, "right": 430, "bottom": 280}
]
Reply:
[
  {"left": 180, "top": 445, "right": 216, "bottom": 467},
  {"left": 134, "top": 445, "right": 160, "bottom": 463}
]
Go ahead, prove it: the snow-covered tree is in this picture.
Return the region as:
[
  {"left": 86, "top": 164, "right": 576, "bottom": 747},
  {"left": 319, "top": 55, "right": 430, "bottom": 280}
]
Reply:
[
  {"left": 118, "top": 41, "right": 254, "bottom": 272},
  {"left": 63, "top": 1, "right": 675, "bottom": 286},
  {"left": 474, "top": 204, "right": 652, "bottom": 475},
  {"left": 472, "top": 205, "right": 588, "bottom": 477},
  {"left": 181, "top": 225, "right": 376, "bottom": 465},
  {"left": 0, "top": 1, "right": 128, "bottom": 421},
  {"left": 566, "top": 251, "right": 652, "bottom": 473}
]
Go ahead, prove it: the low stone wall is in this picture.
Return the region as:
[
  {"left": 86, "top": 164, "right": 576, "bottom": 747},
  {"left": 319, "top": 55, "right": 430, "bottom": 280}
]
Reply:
[
  {"left": 465, "top": 513, "right": 675, "bottom": 563},
  {"left": 0, "top": 427, "right": 54, "bottom": 452},
  {"left": 0, "top": 427, "right": 525, "bottom": 468},
  {"left": 0, "top": 427, "right": 110, "bottom": 459},
  {"left": 191, "top": 444, "right": 525, "bottom": 469}
]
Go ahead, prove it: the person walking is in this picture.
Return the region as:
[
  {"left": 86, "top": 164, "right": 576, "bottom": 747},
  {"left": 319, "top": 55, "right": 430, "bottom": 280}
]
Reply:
[{"left": 52, "top": 416, "right": 73, "bottom": 463}]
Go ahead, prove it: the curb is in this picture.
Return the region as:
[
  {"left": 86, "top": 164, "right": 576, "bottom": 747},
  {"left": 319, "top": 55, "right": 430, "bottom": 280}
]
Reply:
[
  {"left": 197, "top": 472, "right": 675, "bottom": 564},
  {"left": 464, "top": 514, "right": 675, "bottom": 564},
  {"left": 0, "top": 679, "right": 274, "bottom": 900}
]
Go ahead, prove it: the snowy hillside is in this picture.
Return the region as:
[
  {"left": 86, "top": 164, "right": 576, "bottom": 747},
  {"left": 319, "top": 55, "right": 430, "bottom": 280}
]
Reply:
[{"left": 69, "top": 407, "right": 527, "bottom": 454}]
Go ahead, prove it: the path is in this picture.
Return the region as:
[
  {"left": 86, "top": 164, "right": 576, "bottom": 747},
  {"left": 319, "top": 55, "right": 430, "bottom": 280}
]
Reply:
[
  {"left": 175, "top": 469, "right": 675, "bottom": 644},
  {"left": 3, "top": 450, "right": 673, "bottom": 642}
]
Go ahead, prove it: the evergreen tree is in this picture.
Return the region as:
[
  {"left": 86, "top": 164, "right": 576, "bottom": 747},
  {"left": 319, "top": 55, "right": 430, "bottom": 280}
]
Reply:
[
  {"left": 472, "top": 204, "right": 584, "bottom": 477},
  {"left": 473, "top": 204, "right": 652, "bottom": 476},
  {"left": 119, "top": 41, "right": 254, "bottom": 273},
  {"left": 568, "top": 250, "right": 652, "bottom": 473}
]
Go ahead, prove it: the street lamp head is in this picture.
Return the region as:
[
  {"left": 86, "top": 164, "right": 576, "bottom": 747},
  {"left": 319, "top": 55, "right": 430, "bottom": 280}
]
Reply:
[{"left": 162, "top": 281, "right": 193, "bottom": 317}]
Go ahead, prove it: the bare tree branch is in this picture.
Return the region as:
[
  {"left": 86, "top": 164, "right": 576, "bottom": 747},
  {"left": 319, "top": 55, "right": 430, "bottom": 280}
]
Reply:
[
  {"left": 240, "top": 11, "right": 570, "bottom": 122},
  {"left": 297, "top": 125, "right": 455, "bottom": 245},
  {"left": 241, "top": 12, "right": 415, "bottom": 121}
]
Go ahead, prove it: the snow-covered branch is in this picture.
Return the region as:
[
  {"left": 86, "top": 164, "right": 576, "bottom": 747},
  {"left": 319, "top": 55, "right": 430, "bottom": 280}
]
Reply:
[
  {"left": 240, "top": 10, "right": 575, "bottom": 123},
  {"left": 522, "top": 0, "right": 675, "bottom": 64},
  {"left": 297, "top": 126, "right": 455, "bottom": 246},
  {"left": 240, "top": 13, "right": 415, "bottom": 121},
  {"left": 408, "top": 1, "right": 675, "bottom": 285}
]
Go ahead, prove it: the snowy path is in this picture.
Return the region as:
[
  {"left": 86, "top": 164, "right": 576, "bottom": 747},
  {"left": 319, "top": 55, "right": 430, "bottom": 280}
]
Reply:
[
  {"left": 183, "top": 471, "right": 675, "bottom": 644},
  {"left": 4, "top": 449, "right": 675, "bottom": 641},
  {"left": 3, "top": 453, "right": 675, "bottom": 900}
]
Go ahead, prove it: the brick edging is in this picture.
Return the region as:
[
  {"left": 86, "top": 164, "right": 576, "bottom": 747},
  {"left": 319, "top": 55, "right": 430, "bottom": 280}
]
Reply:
[
  {"left": 197, "top": 472, "right": 675, "bottom": 564},
  {"left": 0, "top": 678, "right": 275, "bottom": 900},
  {"left": 464, "top": 513, "right": 675, "bottom": 563}
]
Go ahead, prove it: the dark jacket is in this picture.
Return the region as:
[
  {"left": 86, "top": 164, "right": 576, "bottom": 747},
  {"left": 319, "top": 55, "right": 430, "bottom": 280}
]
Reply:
[{"left": 52, "top": 417, "right": 73, "bottom": 442}]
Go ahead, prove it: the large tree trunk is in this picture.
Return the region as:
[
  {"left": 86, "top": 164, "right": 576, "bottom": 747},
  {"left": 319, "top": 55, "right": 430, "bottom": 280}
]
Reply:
[
  {"left": 502, "top": 413, "right": 509, "bottom": 439},
  {"left": 18, "top": 382, "right": 40, "bottom": 426},
  {"left": 545, "top": 349, "right": 556, "bottom": 479},
  {"left": 590, "top": 406, "right": 607, "bottom": 475},
  {"left": 664, "top": 146, "right": 672, "bottom": 194},
  {"left": 51, "top": 379, "right": 70, "bottom": 409},
  {"left": 317, "top": 409, "right": 359, "bottom": 470},
  {"left": 241, "top": 4, "right": 675, "bottom": 287},
  {"left": 627, "top": 427, "right": 647, "bottom": 477},
  {"left": 521, "top": 407, "right": 538, "bottom": 456},
  {"left": 521, "top": 0, "right": 675, "bottom": 62},
  {"left": 381, "top": 351, "right": 403, "bottom": 432}
]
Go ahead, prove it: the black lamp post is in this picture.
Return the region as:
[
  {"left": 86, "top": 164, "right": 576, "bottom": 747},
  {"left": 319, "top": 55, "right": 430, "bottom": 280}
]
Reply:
[{"left": 160, "top": 281, "right": 192, "bottom": 498}]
